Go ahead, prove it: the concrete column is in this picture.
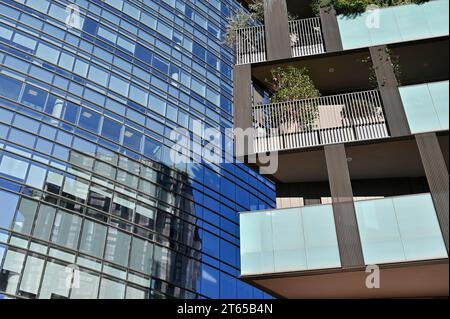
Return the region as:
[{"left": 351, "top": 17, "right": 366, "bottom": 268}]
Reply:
[
  {"left": 319, "top": 6, "right": 343, "bottom": 52},
  {"left": 325, "top": 144, "right": 365, "bottom": 268},
  {"left": 233, "top": 64, "right": 254, "bottom": 158},
  {"left": 263, "top": 0, "right": 292, "bottom": 61},
  {"left": 416, "top": 133, "right": 449, "bottom": 252},
  {"left": 369, "top": 45, "right": 411, "bottom": 137}
]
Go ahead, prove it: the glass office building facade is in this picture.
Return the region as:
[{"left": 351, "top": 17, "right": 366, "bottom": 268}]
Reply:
[{"left": 0, "top": 0, "right": 276, "bottom": 299}]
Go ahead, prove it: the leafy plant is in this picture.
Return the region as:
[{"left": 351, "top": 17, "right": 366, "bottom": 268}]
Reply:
[
  {"left": 268, "top": 66, "right": 321, "bottom": 103},
  {"left": 224, "top": 10, "right": 255, "bottom": 48},
  {"left": 311, "top": 0, "right": 430, "bottom": 16},
  {"left": 224, "top": 0, "right": 297, "bottom": 48},
  {"left": 248, "top": 0, "right": 298, "bottom": 23},
  {"left": 265, "top": 66, "right": 321, "bottom": 131},
  {"left": 248, "top": 0, "right": 265, "bottom": 22}
]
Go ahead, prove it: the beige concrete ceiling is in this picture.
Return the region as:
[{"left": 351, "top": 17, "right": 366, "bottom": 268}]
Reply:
[
  {"left": 267, "top": 137, "right": 432, "bottom": 183},
  {"left": 252, "top": 50, "right": 373, "bottom": 95},
  {"left": 246, "top": 261, "right": 449, "bottom": 299}
]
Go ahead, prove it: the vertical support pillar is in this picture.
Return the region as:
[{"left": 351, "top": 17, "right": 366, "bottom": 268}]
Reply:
[
  {"left": 233, "top": 64, "right": 254, "bottom": 158},
  {"left": 370, "top": 45, "right": 411, "bottom": 137},
  {"left": 319, "top": 6, "right": 343, "bottom": 52},
  {"left": 416, "top": 133, "right": 449, "bottom": 252},
  {"left": 263, "top": 0, "right": 291, "bottom": 61},
  {"left": 325, "top": 144, "right": 365, "bottom": 268}
]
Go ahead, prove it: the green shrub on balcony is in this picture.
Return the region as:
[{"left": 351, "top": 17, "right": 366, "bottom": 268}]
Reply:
[
  {"left": 268, "top": 66, "right": 321, "bottom": 103},
  {"left": 224, "top": 10, "right": 255, "bottom": 48},
  {"left": 312, "top": 0, "right": 430, "bottom": 16},
  {"left": 266, "top": 66, "right": 321, "bottom": 131}
]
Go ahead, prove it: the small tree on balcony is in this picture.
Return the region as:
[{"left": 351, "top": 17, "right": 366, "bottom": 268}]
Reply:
[
  {"left": 269, "top": 66, "right": 321, "bottom": 103},
  {"left": 224, "top": 10, "right": 255, "bottom": 48},
  {"left": 224, "top": 0, "right": 297, "bottom": 48},
  {"left": 265, "top": 66, "right": 321, "bottom": 132}
]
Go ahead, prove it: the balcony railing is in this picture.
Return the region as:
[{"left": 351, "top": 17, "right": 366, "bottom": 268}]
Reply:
[
  {"left": 235, "top": 18, "right": 325, "bottom": 65},
  {"left": 240, "top": 203, "right": 341, "bottom": 275},
  {"left": 399, "top": 80, "right": 449, "bottom": 134},
  {"left": 252, "top": 90, "right": 389, "bottom": 153},
  {"left": 240, "top": 193, "right": 448, "bottom": 276},
  {"left": 235, "top": 25, "right": 267, "bottom": 65},
  {"left": 289, "top": 17, "right": 325, "bottom": 58},
  {"left": 337, "top": 0, "right": 449, "bottom": 50}
]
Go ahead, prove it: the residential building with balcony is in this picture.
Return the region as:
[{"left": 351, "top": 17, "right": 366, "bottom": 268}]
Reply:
[{"left": 234, "top": 0, "right": 449, "bottom": 298}]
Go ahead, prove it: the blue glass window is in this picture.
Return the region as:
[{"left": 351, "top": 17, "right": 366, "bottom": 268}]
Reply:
[
  {"left": 101, "top": 117, "right": 122, "bottom": 142},
  {"left": 79, "top": 108, "right": 101, "bottom": 133},
  {"left": 207, "top": 53, "right": 218, "bottom": 68},
  {"left": 21, "top": 85, "right": 48, "bottom": 111},
  {"left": 185, "top": 6, "right": 194, "bottom": 19},
  {"left": 83, "top": 17, "right": 98, "bottom": 35},
  {"left": 152, "top": 56, "right": 169, "bottom": 74},
  {"left": 148, "top": 94, "right": 166, "bottom": 115},
  {"left": 220, "top": 273, "right": 236, "bottom": 299},
  {"left": 135, "top": 44, "right": 152, "bottom": 63},
  {"left": 0, "top": 155, "right": 29, "bottom": 181},
  {"left": 193, "top": 43, "right": 206, "bottom": 60},
  {"left": 13, "top": 115, "right": 40, "bottom": 134},
  {"left": 200, "top": 264, "right": 219, "bottom": 298},
  {"left": 45, "top": 95, "right": 65, "bottom": 119},
  {"left": 8, "top": 128, "right": 36, "bottom": 149},
  {"left": 109, "top": 76, "right": 130, "bottom": 97},
  {"left": 73, "top": 137, "right": 96, "bottom": 155},
  {"left": 0, "top": 190, "right": 19, "bottom": 229},
  {"left": 0, "top": 74, "right": 22, "bottom": 101},
  {"left": 124, "top": 127, "right": 142, "bottom": 152},
  {"left": 36, "top": 43, "right": 60, "bottom": 64},
  {"left": 64, "top": 102, "right": 80, "bottom": 124},
  {"left": 88, "top": 66, "right": 109, "bottom": 87},
  {"left": 143, "top": 137, "right": 162, "bottom": 161}
]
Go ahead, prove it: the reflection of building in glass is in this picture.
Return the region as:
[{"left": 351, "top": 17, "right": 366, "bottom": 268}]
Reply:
[{"left": 0, "top": 0, "right": 276, "bottom": 299}]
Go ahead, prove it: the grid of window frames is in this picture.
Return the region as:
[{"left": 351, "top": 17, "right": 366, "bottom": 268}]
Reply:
[{"left": 0, "top": 0, "right": 276, "bottom": 299}]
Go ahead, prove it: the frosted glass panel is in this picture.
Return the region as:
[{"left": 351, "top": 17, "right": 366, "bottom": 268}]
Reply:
[
  {"left": 355, "top": 198, "right": 405, "bottom": 264},
  {"left": 126, "top": 286, "right": 146, "bottom": 299},
  {"left": 1, "top": 250, "right": 25, "bottom": 295},
  {"left": 240, "top": 204, "right": 341, "bottom": 276},
  {"left": 302, "top": 205, "right": 341, "bottom": 269},
  {"left": 338, "top": 0, "right": 449, "bottom": 49},
  {"left": 393, "top": 194, "right": 448, "bottom": 261},
  {"left": 428, "top": 81, "right": 449, "bottom": 130},
  {"left": 356, "top": 193, "right": 448, "bottom": 265},
  {"left": 33, "top": 205, "right": 56, "bottom": 241},
  {"left": 400, "top": 81, "right": 449, "bottom": 133},
  {"left": 271, "top": 208, "right": 306, "bottom": 272},
  {"left": 240, "top": 212, "right": 274, "bottom": 275}
]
